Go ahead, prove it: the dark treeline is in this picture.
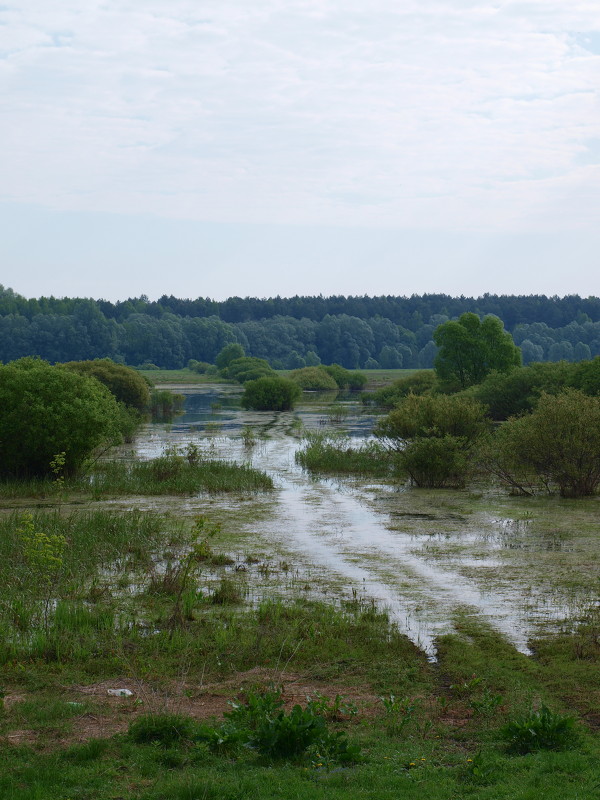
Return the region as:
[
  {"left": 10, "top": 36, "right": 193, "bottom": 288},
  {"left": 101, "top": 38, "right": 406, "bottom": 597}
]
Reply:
[{"left": 1, "top": 286, "right": 599, "bottom": 370}]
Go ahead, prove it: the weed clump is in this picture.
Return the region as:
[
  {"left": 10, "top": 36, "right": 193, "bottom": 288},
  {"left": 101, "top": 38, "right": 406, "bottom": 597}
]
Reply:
[
  {"left": 215, "top": 689, "right": 361, "bottom": 763},
  {"left": 500, "top": 704, "right": 580, "bottom": 754}
]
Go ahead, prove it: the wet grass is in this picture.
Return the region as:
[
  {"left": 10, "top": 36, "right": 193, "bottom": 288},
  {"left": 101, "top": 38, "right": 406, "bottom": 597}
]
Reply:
[
  {"left": 0, "top": 455, "right": 273, "bottom": 502},
  {"left": 295, "top": 433, "right": 401, "bottom": 477},
  {"left": 89, "top": 457, "right": 274, "bottom": 496}
]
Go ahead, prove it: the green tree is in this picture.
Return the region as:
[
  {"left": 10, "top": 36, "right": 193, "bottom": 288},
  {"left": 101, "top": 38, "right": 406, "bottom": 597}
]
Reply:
[
  {"left": 0, "top": 358, "right": 126, "bottom": 478},
  {"left": 241, "top": 376, "right": 301, "bottom": 411},
  {"left": 433, "top": 313, "right": 521, "bottom": 389},
  {"left": 215, "top": 342, "right": 245, "bottom": 371}
]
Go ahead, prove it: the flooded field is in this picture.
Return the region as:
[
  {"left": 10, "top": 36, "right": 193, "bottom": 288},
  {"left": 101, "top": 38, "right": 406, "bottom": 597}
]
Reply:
[{"left": 113, "top": 384, "right": 600, "bottom": 659}]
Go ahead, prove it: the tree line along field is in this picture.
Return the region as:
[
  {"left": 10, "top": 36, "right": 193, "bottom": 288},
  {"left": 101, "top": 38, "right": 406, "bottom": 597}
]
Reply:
[{"left": 1, "top": 286, "right": 599, "bottom": 370}]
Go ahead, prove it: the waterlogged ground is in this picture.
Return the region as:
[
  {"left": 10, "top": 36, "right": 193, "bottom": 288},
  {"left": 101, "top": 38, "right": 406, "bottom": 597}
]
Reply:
[{"left": 115, "top": 384, "right": 599, "bottom": 659}]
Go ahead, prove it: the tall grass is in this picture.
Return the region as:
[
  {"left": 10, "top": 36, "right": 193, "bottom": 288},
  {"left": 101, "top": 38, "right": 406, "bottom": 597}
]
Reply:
[
  {"left": 0, "top": 452, "right": 273, "bottom": 499},
  {"left": 295, "top": 432, "right": 401, "bottom": 477},
  {"left": 90, "top": 454, "right": 273, "bottom": 496}
]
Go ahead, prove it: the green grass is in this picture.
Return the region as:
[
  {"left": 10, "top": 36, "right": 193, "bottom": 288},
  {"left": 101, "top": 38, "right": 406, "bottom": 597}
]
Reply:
[
  {"left": 295, "top": 433, "right": 401, "bottom": 477},
  {"left": 1, "top": 595, "right": 599, "bottom": 799},
  {"left": 138, "top": 368, "right": 233, "bottom": 384},
  {"left": 89, "top": 457, "right": 274, "bottom": 496},
  {"left": 0, "top": 454, "right": 273, "bottom": 501},
  {"left": 139, "top": 368, "right": 417, "bottom": 390}
]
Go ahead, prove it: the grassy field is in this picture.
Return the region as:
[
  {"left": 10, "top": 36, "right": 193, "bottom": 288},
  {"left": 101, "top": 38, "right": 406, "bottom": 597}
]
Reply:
[
  {"left": 138, "top": 368, "right": 225, "bottom": 385},
  {"left": 140, "top": 367, "right": 421, "bottom": 389}
]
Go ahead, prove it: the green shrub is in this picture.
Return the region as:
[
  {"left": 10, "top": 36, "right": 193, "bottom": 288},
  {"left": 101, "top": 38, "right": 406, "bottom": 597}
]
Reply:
[
  {"left": 376, "top": 393, "right": 488, "bottom": 443},
  {"left": 226, "top": 357, "right": 276, "bottom": 383},
  {"left": 401, "top": 435, "right": 472, "bottom": 488},
  {"left": 321, "top": 364, "right": 367, "bottom": 390},
  {"left": 485, "top": 389, "right": 600, "bottom": 497},
  {"left": 288, "top": 366, "right": 338, "bottom": 390},
  {"left": 62, "top": 358, "right": 151, "bottom": 411},
  {"left": 215, "top": 343, "right": 245, "bottom": 371},
  {"left": 469, "top": 361, "right": 577, "bottom": 420},
  {"left": 241, "top": 376, "right": 301, "bottom": 411},
  {"left": 0, "top": 358, "right": 126, "bottom": 478},
  {"left": 500, "top": 704, "right": 580, "bottom": 754},
  {"left": 187, "top": 359, "right": 213, "bottom": 374},
  {"left": 376, "top": 394, "right": 487, "bottom": 488},
  {"left": 368, "top": 370, "right": 436, "bottom": 408},
  {"left": 221, "top": 689, "right": 361, "bottom": 762}
]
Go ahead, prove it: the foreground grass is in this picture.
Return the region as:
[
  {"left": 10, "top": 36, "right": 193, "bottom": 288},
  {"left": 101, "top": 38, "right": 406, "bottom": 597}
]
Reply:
[
  {"left": 2, "top": 593, "right": 599, "bottom": 799},
  {"left": 1, "top": 506, "right": 598, "bottom": 799}
]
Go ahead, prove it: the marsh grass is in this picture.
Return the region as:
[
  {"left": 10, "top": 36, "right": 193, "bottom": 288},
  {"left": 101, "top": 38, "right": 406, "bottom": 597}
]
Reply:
[
  {"left": 89, "top": 456, "right": 273, "bottom": 496},
  {"left": 295, "top": 432, "right": 400, "bottom": 477},
  {"left": 0, "top": 451, "right": 273, "bottom": 500}
]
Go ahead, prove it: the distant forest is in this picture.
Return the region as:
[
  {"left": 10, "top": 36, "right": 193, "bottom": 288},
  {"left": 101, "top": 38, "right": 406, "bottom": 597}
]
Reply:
[{"left": 1, "top": 286, "right": 599, "bottom": 370}]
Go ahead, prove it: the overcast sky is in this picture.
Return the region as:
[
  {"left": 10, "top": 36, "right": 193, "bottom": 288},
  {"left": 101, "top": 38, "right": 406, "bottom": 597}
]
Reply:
[{"left": 1, "top": 1, "right": 599, "bottom": 301}]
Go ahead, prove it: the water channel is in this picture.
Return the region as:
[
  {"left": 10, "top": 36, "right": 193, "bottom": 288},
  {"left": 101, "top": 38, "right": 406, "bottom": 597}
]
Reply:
[{"left": 125, "top": 385, "right": 599, "bottom": 659}]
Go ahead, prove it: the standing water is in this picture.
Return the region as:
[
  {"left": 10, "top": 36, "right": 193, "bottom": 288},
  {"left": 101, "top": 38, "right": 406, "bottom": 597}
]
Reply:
[{"left": 129, "top": 385, "right": 598, "bottom": 659}]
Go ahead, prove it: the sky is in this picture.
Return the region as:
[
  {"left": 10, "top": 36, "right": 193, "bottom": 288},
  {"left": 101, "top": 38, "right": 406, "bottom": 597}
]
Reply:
[{"left": 1, "top": 1, "right": 599, "bottom": 302}]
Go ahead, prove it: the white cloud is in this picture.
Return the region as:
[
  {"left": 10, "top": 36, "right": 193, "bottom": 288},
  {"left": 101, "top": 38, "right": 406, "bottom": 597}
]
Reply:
[{"left": 1, "top": 1, "right": 599, "bottom": 235}]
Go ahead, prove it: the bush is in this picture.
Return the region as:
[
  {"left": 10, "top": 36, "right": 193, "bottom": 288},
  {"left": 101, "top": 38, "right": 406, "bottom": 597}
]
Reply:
[
  {"left": 400, "top": 435, "right": 471, "bottom": 488},
  {"left": 368, "top": 370, "right": 436, "bottom": 408},
  {"left": 215, "top": 343, "right": 245, "bottom": 371},
  {"left": 375, "top": 394, "right": 488, "bottom": 488},
  {"left": 321, "top": 364, "right": 367, "bottom": 390},
  {"left": 187, "top": 359, "right": 213, "bottom": 374},
  {"left": 241, "top": 376, "right": 301, "bottom": 411},
  {"left": 288, "top": 367, "right": 338, "bottom": 390},
  {"left": 62, "top": 359, "right": 151, "bottom": 411},
  {"left": 220, "top": 690, "right": 361, "bottom": 762},
  {"left": 486, "top": 389, "right": 600, "bottom": 497},
  {"left": 225, "top": 357, "right": 276, "bottom": 383},
  {"left": 376, "top": 393, "right": 487, "bottom": 444},
  {"left": 469, "top": 361, "right": 577, "bottom": 420},
  {"left": 0, "top": 358, "right": 126, "bottom": 478}
]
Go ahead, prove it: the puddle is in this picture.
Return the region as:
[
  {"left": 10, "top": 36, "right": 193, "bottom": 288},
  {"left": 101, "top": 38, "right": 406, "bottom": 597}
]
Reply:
[{"left": 117, "top": 385, "right": 600, "bottom": 659}]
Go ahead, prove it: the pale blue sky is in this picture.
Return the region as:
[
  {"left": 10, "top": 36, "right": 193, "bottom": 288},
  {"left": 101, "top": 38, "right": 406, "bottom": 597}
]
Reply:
[{"left": 1, "top": 1, "right": 599, "bottom": 301}]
